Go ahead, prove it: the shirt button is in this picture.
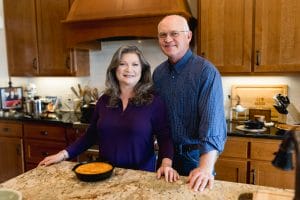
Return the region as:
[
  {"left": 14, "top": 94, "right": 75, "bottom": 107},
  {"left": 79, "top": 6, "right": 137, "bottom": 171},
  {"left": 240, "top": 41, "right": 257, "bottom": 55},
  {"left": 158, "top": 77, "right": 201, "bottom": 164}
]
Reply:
[{"left": 172, "top": 76, "right": 175, "bottom": 79}]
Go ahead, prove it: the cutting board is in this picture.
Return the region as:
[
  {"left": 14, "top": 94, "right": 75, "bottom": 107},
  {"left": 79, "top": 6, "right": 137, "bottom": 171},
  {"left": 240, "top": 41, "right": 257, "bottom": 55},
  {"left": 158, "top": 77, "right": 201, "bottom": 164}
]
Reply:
[{"left": 231, "top": 84, "right": 288, "bottom": 121}]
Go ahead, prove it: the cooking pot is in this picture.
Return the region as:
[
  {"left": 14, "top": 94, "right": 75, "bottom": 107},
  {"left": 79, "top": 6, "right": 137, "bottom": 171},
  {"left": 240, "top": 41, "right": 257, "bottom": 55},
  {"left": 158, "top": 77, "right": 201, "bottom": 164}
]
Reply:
[
  {"left": 80, "top": 102, "right": 96, "bottom": 123},
  {"left": 244, "top": 120, "right": 264, "bottom": 129}
]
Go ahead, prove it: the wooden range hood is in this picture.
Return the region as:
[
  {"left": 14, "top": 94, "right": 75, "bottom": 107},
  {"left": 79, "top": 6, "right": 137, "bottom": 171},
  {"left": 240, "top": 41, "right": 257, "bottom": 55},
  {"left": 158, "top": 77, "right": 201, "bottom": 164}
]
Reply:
[{"left": 62, "top": 0, "right": 192, "bottom": 48}]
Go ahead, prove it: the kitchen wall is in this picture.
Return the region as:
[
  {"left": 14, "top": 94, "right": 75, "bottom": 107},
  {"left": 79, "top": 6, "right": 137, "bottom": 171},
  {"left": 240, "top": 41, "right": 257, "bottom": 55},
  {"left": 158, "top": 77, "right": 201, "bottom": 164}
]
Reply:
[{"left": 0, "top": 0, "right": 299, "bottom": 118}]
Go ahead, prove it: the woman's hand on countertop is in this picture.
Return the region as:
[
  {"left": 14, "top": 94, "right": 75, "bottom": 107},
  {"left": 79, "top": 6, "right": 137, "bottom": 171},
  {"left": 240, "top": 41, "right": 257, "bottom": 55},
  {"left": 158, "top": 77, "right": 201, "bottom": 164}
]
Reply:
[
  {"left": 38, "top": 150, "right": 68, "bottom": 167},
  {"left": 156, "top": 158, "right": 179, "bottom": 183}
]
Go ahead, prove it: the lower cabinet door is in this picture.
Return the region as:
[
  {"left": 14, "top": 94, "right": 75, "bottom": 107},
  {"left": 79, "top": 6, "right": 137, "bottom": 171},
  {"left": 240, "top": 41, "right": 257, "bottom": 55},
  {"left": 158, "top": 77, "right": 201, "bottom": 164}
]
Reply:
[
  {"left": 250, "top": 160, "right": 295, "bottom": 189},
  {"left": 0, "top": 137, "right": 24, "bottom": 182},
  {"left": 24, "top": 139, "right": 66, "bottom": 170},
  {"left": 215, "top": 158, "right": 247, "bottom": 183}
]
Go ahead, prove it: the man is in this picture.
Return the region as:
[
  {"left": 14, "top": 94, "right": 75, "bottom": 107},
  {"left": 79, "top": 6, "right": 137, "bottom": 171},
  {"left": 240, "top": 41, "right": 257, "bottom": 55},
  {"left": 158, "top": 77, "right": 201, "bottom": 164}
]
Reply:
[{"left": 153, "top": 15, "right": 227, "bottom": 192}]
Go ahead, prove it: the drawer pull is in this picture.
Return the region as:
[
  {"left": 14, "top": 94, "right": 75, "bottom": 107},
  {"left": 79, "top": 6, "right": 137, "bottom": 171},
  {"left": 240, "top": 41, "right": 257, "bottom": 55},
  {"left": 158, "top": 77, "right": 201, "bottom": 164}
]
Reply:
[
  {"left": 32, "top": 58, "right": 37, "bottom": 69},
  {"left": 40, "top": 131, "right": 48, "bottom": 136},
  {"left": 2, "top": 127, "right": 9, "bottom": 132},
  {"left": 16, "top": 144, "right": 21, "bottom": 156},
  {"left": 250, "top": 169, "right": 256, "bottom": 184},
  {"left": 256, "top": 50, "right": 261, "bottom": 66},
  {"left": 42, "top": 152, "right": 49, "bottom": 156}
]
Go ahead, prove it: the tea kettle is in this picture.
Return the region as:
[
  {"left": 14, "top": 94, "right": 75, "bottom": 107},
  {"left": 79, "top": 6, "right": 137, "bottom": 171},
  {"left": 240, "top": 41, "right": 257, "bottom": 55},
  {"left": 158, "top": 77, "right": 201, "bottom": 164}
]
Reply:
[{"left": 229, "top": 95, "right": 247, "bottom": 121}]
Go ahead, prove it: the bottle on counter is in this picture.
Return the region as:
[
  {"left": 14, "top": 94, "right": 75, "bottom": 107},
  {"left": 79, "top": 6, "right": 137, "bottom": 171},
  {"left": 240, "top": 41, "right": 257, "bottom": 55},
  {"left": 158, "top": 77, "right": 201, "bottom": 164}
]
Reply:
[{"left": 33, "top": 97, "right": 42, "bottom": 115}]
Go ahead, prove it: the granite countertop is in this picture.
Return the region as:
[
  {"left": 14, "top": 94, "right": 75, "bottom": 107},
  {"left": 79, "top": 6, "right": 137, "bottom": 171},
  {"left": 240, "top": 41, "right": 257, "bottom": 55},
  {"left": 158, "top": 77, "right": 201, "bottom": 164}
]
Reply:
[
  {"left": 0, "top": 111, "right": 81, "bottom": 125},
  {"left": 0, "top": 161, "right": 294, "bottom": 200}
]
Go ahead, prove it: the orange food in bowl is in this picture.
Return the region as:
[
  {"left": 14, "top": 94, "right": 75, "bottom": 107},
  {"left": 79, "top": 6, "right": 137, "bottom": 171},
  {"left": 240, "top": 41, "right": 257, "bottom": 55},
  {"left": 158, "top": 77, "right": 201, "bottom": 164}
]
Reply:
[{"left": 75, "top": 162, "right": 113, "bottom": 174}]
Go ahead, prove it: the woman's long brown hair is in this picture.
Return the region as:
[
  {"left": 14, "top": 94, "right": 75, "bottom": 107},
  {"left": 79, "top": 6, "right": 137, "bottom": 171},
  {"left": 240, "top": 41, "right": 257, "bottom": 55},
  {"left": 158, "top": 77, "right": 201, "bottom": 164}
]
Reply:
[{"left": 104, "top": 45, "right": 154, "bottom": 107}]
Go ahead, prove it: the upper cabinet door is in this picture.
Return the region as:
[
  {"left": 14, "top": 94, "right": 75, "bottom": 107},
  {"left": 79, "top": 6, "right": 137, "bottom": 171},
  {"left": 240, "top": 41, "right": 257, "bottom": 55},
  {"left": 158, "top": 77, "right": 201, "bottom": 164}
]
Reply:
[
  {"left": 36, "top": 0, "right": 71, "bottom": 76},
  {"left": 3, "top": 0, "right": 39, "bottom": 76},
  {"left": 4, "top": 0, "right": 90, "bottom": 77},
  {"left": 254, "top": 0, "right": 300, "bottom": 72},
  {"left": 199, "top": 0, "right": 253, "bottom": 73}
]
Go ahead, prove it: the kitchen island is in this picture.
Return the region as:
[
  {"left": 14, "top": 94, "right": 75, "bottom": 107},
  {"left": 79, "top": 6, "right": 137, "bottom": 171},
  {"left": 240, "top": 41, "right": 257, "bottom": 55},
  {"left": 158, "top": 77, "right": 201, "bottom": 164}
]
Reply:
[{"left": 0, "top": 161, "right": 294, "bottom": 200}]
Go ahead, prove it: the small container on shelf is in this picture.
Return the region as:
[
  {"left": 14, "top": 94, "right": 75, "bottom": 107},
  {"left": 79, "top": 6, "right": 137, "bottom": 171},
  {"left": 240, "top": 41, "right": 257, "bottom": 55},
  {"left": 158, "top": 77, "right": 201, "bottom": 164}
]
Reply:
[{"left": 230, "top": 105, "right": 248, "bottom": 122}]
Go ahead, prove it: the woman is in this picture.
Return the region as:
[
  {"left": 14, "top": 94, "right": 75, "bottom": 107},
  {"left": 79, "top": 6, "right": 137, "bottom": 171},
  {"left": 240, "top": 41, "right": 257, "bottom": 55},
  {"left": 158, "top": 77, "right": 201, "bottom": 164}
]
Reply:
[{"left": 39, "top": 45, "right": 179, "bottom": 182}]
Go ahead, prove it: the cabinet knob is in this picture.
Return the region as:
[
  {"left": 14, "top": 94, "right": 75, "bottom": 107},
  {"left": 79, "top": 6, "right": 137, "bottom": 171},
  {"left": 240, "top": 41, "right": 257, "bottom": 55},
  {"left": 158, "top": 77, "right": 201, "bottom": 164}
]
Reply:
[
  {"left": 2, "top": 127, "right": 9, "bottom": 132},
  {"left": 16, "top": 144, "right": 21, "bottom": 156},
  {"left": 40, "top": 131, "right": 48, "bottom": 136},
  {"left": 41, "top": 151, "right": 49, "bottom": 156}
]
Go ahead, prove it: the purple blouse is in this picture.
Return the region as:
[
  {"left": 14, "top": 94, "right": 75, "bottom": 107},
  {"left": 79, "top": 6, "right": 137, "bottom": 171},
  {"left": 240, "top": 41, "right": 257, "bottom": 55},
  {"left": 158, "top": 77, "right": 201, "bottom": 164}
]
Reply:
[{"left": 66, "top": 94, "right": 174, "bottom": 172}]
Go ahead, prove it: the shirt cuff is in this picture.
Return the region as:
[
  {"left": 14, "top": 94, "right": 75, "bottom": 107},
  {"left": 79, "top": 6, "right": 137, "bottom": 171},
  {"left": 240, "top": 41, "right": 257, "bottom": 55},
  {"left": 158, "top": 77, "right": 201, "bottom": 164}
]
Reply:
[{"left": 60, "top": 150, "right": 69, "bottom": 161}]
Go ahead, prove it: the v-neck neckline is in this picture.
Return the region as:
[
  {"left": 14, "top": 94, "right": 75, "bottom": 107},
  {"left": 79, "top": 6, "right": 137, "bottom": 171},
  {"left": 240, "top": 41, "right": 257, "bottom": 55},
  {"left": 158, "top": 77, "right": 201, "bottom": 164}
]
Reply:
[{"left": 120, "top": 98, "right": 131, "bottom": 113}]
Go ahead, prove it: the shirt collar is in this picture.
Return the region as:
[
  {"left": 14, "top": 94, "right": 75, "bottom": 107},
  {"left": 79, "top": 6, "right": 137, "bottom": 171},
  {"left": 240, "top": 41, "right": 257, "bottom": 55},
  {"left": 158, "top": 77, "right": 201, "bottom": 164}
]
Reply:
[{"left": 168, "top": 49, "right": 193, "bottom": 73}]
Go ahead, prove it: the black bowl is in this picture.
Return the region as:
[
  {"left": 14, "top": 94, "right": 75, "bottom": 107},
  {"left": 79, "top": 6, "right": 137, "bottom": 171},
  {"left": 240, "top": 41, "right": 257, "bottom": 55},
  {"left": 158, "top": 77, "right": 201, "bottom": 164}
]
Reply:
[
  {"left": 244, "top": 120, "right": 264, "bottom": 129},
  {"left": 72, "top": 161, "right": 114, "bottom": 182}
]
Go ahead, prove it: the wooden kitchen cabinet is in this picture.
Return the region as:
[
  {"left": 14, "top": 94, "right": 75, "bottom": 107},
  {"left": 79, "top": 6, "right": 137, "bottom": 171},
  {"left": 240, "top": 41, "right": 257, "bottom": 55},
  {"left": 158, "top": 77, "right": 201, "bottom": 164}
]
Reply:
[
  {"left": 215, "top": 137, "right": 295, "bottom": 189},
  {"left": 253, "top": 0, "right": 300, "bottom": 73},
  {"left": 215, "top": 158, "right": 247, "bottom": 183},
  {"left": 199, "top": 0, "right": 253, "bottom": 73},
  {"left": 0, "top": 120, "right": 24, "bottom": 183},
  {"left": 249, "top": 138, "right": 295, "bottom": 189},
  {"left": 23, "top": 122, "right": 67, "bottom": 171},
  {"left": 250, "top": 161, "right": 295, "bottom": 189},
  {"left": 215, "top": 137, "right": 248, "bottom": 183},
  {"left": 3, "top": 0, "right": 89, "bottom": 76},
  {"left": 198, "top": 0, "right": 300, "bottom": 74},
  {"left": 3, "top": 0, "right": 38, "bottom": 76}
]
